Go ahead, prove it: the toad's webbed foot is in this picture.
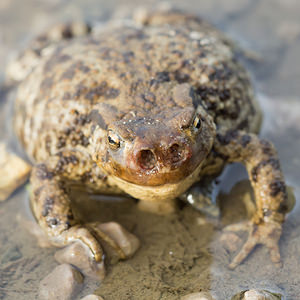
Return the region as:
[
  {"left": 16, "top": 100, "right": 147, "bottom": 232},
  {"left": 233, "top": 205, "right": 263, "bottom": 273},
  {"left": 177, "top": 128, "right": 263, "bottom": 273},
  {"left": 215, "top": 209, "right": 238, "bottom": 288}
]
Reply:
[
  {"left": 52, "top": 222, "right": 140, "bottom": 262},
  {"left": 224, "top": 220, "right": 282, "bottom": 269}
]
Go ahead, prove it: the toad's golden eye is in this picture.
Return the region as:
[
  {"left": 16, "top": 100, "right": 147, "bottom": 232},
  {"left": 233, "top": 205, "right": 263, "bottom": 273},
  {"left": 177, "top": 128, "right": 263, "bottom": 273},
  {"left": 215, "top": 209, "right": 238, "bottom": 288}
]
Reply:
[
  {"left": 192, "top": 115, "right": 202, "bottom": 130},
  {"left": 107, "top": 130, "right": 121, "bottom": 150}
]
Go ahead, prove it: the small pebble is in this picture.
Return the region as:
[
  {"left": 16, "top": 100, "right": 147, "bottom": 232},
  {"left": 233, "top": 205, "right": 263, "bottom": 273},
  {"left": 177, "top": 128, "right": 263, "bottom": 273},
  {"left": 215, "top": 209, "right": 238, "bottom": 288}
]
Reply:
[
  {"left": 39, "top": 264, "right": 83, "bottom": 300},
  {"left": 55, "top": 241, "right": 106, "bottom": 280},
  {"left": 80, "top": 295, "right": 104, "bottom": 300},
  {"left": 231, "top": 289, "right": 282, "bottom": 300},
  {"left": 97, "top": 222, "right": 140, "bottom": 258},
  {"left": 0, "top": 143, "right": 31, "bottom": 201},
  {"left": 181, "top": 292, "right": 215, "bottom": 300}
]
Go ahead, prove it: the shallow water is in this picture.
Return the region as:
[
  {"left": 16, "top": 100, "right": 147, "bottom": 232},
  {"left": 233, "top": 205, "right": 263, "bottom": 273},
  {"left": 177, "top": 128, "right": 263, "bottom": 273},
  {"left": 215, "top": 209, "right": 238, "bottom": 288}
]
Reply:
[{"left": 0, "top": 0, "right": 300, "bottom": 299}]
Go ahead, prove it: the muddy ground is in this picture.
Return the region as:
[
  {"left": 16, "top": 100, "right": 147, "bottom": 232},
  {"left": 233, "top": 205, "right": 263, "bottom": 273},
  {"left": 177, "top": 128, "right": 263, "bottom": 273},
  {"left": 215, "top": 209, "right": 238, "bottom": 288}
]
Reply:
[{"left": 0, "top": 0, "right": 300, "bottom": 299}]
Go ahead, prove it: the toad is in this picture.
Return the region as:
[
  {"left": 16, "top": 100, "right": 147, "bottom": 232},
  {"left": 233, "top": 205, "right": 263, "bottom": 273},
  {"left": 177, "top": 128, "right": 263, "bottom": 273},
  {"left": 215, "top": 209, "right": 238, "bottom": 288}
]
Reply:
[{"left": 9, "top": 9, "right": 289, "bottom": 269}]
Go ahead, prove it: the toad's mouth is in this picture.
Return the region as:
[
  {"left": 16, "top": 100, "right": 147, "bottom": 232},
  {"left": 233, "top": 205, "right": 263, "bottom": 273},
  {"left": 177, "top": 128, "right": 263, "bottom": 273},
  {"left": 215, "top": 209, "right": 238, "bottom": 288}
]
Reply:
[
  {"left": 106, "top": 160, "right": 205, "bottom": 202},
  {"left": 98, "top": 142, "right": 208, "bottom": 187}
]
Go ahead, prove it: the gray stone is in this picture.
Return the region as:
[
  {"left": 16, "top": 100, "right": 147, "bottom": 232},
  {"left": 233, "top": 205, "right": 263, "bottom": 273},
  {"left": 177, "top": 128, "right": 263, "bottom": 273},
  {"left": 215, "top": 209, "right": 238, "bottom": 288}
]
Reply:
[
  {"left": 97, "top": 222, "right": 140, "bottom": 258},
  {"left": 231, "top": 289, "right": 282, "bottom": 300},
  {"left": 181, "top": 292, "right": 215, "bottom": 300},
  {"left": 80, "top": 295, "right": 104, "bottom": 300},
  {"left": 39, "top": 264, "right": 83, "bottom": 300}
]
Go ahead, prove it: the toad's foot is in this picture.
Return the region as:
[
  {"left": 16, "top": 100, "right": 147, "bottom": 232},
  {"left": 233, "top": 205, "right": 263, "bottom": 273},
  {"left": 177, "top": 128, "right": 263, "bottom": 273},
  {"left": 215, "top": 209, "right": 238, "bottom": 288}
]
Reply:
[
  {"left": 224, "top": 220, "right": 282, "bottom": 269},
  {"left": 53, "top": 222, "right": 140, "bottom": 262},
  {"left": 53, "top": 225, "right": 104, "bottom": 262}
]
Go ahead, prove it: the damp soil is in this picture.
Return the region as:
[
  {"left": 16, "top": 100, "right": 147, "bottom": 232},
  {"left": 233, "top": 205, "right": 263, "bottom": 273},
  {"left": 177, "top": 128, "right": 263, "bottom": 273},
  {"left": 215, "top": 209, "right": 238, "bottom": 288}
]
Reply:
[{"left": 1, "top": 1, "right": 300, "bottom": 299}]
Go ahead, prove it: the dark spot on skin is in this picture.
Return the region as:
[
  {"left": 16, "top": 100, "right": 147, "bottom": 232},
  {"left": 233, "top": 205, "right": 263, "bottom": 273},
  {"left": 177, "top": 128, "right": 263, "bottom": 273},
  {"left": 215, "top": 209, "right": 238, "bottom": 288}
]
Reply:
[
  {"left": 73, "top": 84, "right": 87, "bottom": 99},
  {"left": 81, "top": 136, "right": 90, "bottom": 146},
  {"left": 189, "top": 87, "right": 204, "bottom": 109},
  {"left": 206, "top": 101, "right": 217, "bottom": 110},
  {"left": 64, "top": 128, "right": 72, "bottom": 136},
  {"left": 219, "top": 89, "right": 231, "bottom": 101},
  {"left": 278, "top": 202, "right": 289, "bottom": 213},
  {"left": 75, "top": 114, "right": 92, "bottom": 126},
  {"left": 60, "top": 61, "right": 91, "bottom": 81},
  {"left": 78, "top": 64, "right": 90, "bottom": 73},
  {"left": 211, "top": 148, "right": 229, "bottom": 161},
  {"left": 36, "top": 164, "right": 54, "bottom": 180},
  {"left": 57, "top": 136, "right": 66, "bottom": 149},
  {"left": 122, "top": 51, "right": 135, "bottom": 63},
  {"left": 156, "top": 71, "right": 170, "bottom": 82},
  {"left": 216, "top": 130, "right": 239, "bottom": 145},
  {"left": 67, "top": 211, "right": 74, "bottom": 221},
  {"left": 85, "top": 82, "right": 120, "bottom": 101},
  {"left": 196, "top": 86, "right": 218, "bottom": 100},
  {"left": 263, "top": 208, "right": 272, "bottom": 217},
  {"left": 269, "top": 180, "right": 286, "bottom": 197},
  {"left": 81, "top": 171, "right": 94, "bottom": 183},
  {"left": 251, "top": 158, "right": 281, "bottom": 182},
  {"left": 55, "top": 153, "right": 79, "bottom": 173},
  {"left": 136, "top": 92, "right": 156, "bottom": 108},
  {"left": 241, "top": 134, "right": 251, "bottom": 147},
  {"left": 69, "top": 155, "right": 79, "bottom": 164},
  {"left": 105, "top": 88, "right": 120, "bottom": 99},
  {"left": 171, "top": 50, "right": 183, "bottom": 57},
  {"left": 150, "top": 71, "right": 170, "bottom": 86},
  {"left": 209, "top": 64, "right": 233, "bottom": 81},
  {"left": 260, "top": 140, "right": 273, "bottom": 155},
  {"left": 88, "top": 110, "right": 106, "bottom": 129},
  {"left": 42, "top": 196, "right": 54, "bottom": 217},
  {"left": 174, "top": 71, "right": 190, "bottom": 83},
  {"left": 62, "top": 25, "right": 73, "bottom": 39},
  {"left": 236, "top": 119, "right": 249, "bottom": 130},
  {"left": 47, "top": 217, "right": 59, "bottom": 227}
]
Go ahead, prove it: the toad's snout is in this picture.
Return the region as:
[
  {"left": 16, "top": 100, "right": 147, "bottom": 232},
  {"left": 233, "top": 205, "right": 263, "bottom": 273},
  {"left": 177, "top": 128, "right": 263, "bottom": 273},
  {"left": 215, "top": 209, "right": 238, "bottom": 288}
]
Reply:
[{"left": 135, "top": 142, "right": 191, "bottom": 172}]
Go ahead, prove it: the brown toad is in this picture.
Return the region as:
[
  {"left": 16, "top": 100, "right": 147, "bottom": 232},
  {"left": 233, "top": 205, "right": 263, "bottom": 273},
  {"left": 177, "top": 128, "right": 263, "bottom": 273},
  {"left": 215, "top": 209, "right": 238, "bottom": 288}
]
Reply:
[{"left": 9, "top": 9, "right": 289, "bottom": 269}]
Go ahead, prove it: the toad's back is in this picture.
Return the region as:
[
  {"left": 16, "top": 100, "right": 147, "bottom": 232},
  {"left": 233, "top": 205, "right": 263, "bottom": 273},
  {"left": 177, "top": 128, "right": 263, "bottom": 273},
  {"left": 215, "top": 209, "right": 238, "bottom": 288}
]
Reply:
[{"left": 14, "top": 12, "right": 261, "bottom": 162}]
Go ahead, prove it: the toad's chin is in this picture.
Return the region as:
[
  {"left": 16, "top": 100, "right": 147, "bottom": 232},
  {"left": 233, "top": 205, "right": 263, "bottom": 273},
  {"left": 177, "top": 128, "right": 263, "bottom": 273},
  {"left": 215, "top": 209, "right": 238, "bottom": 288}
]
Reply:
[{"left": 108, "top": 161, "right": 204, "bottom": 202}]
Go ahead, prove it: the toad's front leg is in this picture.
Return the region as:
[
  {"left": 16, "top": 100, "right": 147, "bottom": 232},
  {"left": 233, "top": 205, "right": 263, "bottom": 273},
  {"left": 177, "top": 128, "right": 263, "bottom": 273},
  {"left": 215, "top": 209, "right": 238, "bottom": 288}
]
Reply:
[
  {"left": 214, "top": 130, "right": 289, "bottom": 269},
  {"left": 30, "top": 149, "right": 139, "bottom": 263}
]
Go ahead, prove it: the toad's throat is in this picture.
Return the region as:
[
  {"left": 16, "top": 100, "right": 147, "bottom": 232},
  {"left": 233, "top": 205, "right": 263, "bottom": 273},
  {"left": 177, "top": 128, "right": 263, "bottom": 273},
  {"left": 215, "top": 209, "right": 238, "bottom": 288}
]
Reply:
[
  {"left": 100, "top": 157, "right": 200, "bottom": 187},
  {"left": 107, "top": 161, "right": 204, "bottom": 202}
]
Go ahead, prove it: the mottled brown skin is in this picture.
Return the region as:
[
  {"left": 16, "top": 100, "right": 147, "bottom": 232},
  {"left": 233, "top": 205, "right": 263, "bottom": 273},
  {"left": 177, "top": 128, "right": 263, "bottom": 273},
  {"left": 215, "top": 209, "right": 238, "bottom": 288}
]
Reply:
[{"left": 11, "top": 10, "right": 288, "bottom": 267}]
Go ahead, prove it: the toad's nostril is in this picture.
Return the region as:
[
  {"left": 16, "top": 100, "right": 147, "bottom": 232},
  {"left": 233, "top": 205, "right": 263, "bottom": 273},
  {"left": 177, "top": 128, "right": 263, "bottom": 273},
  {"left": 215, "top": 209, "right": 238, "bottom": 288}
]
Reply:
[
  {"left": 137, "top": 149, "right": 157, "bottom": 170},
  {"left": 168, "top": 143, "right": 184, "bottom": 164}
]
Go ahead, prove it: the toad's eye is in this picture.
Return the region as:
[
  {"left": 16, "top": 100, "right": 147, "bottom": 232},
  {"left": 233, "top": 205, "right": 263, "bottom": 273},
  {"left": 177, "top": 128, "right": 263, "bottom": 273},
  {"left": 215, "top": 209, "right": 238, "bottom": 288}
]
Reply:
[
  {"left": 192, "top": 115, "right": 202, "bottom": 130},
  {"left": 107, "top": 130, "right": 121, "bottom": 150}
]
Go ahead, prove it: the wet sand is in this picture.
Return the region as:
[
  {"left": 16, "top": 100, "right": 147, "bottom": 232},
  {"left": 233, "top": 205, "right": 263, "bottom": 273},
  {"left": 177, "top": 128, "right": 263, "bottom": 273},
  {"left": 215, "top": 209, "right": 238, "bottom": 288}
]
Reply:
[{"left": 0, "top": 1, "right": 300, "bottom": 299}]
